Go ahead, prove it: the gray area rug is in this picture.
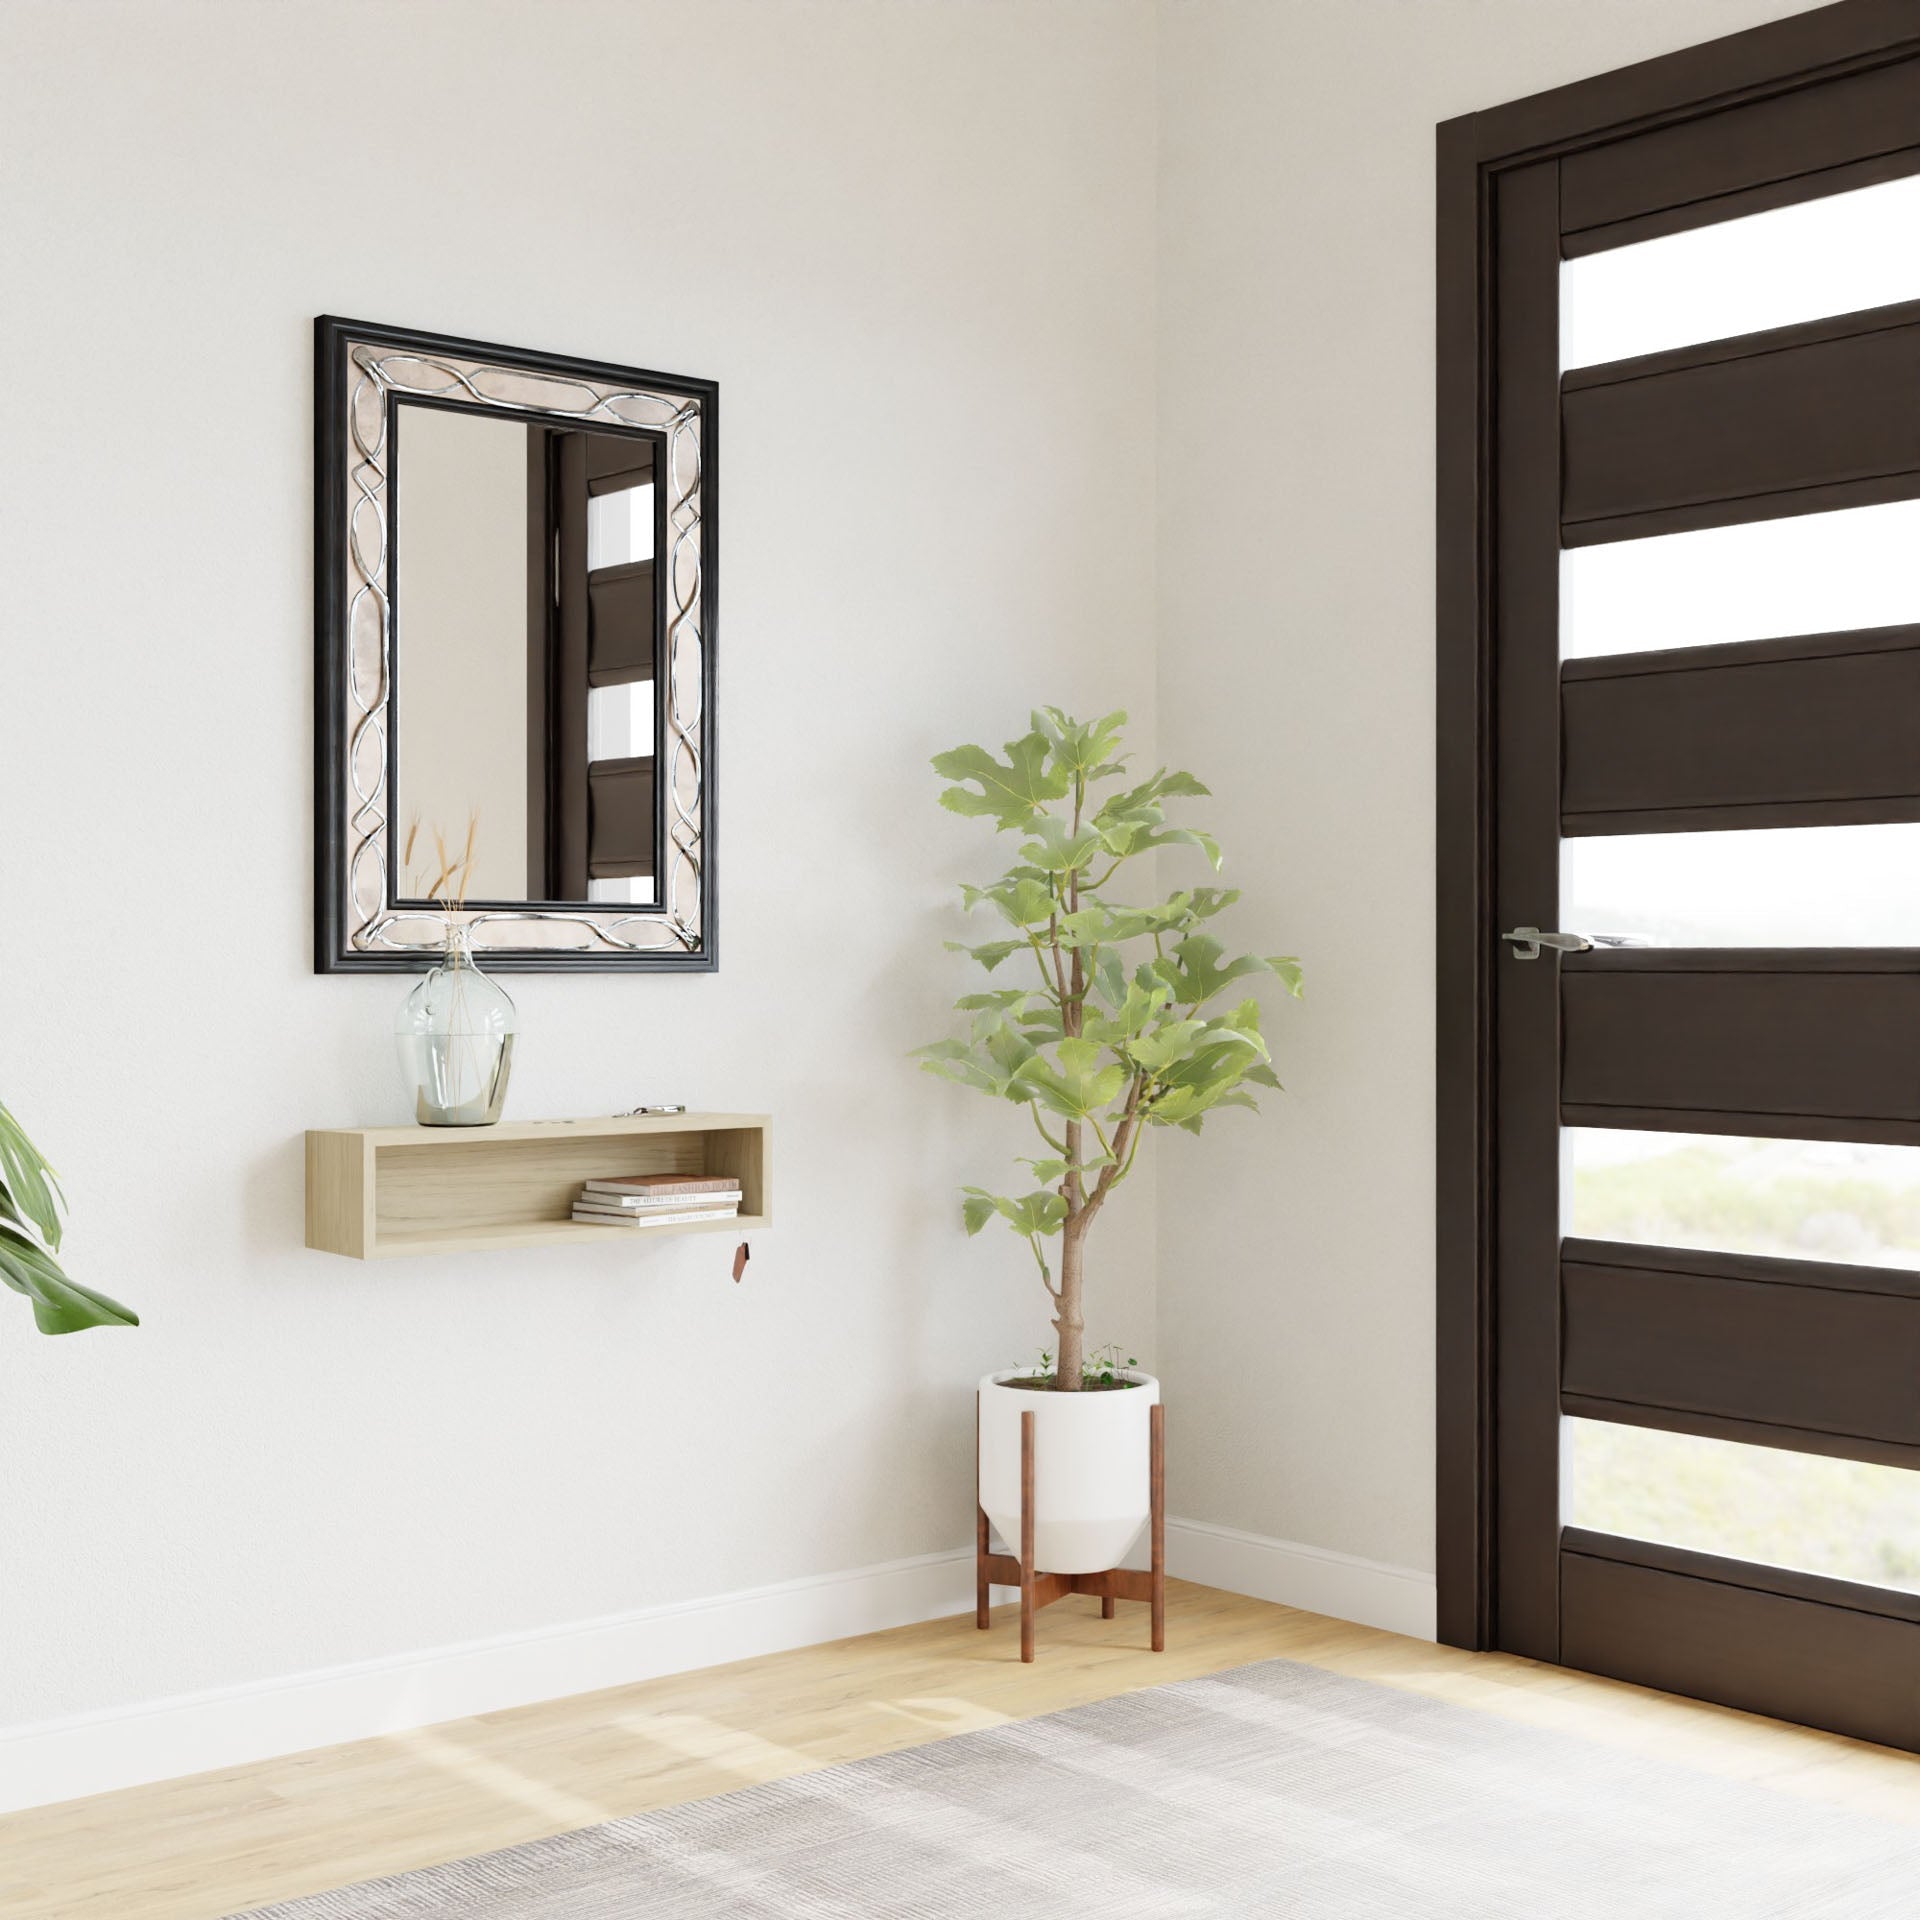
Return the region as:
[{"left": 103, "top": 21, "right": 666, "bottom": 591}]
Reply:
[{"left": 230, "top": 1657, "right": 1920, "bottom": 1918}]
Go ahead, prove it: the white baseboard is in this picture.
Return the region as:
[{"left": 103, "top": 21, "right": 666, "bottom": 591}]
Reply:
[
  {"left": 0, "top": 1546, "right": 975, "bottom": 1818},
  {"left": 0, "top": 1526, "right": 1434, "bottom": 1817},
  {"left": 1167, "top": 1516, "right": 1436, "bottom": 1641}
]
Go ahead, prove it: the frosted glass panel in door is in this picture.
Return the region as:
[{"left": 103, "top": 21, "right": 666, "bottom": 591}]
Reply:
[
  {"left": 1562, "top": 172, "right": 1920, "bottom": 369},
  {"left": 588, "top": 875, "right": 654, "bottom": 904},
  {"left": 587, "top": 483, "right": 655, "bottom": 569},
  {"left": 1560, "top": 501, "right": 1920, "bottom": 661},
  {"left": 1565, "top": 1127, "right": 1920, "bottom": 1270},
  {"left": 1565, "top": 1418, "right": 1920, "bottom": 1594},
  {"left": 1562, "top": 822, "right": 1920, "bottom": 947},
  {"left": 588, "top": 682, "right": 653, "bottom": 761}
]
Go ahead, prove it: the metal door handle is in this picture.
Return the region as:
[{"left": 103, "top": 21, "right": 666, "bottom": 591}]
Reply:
[{"left": 1501, "top": 926, "right": 1643, "bottom": 960}]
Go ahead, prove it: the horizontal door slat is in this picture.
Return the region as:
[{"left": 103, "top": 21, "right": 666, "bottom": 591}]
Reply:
[
  {"left": 586, "top": 755, "right": 655, "bottom": 879},
  {"left": 1561, "top": 624, "right": 1920, "bottom": 831},
  {"left": 584, "top": 431, "right": 655, "bottom": 494},
  {"left": 1565, "top": 472, "right": 1920, "bottom": 546},
  {"left": 1565, "top": 1529, "right": 1920, "bottom": 1627},
  {"left": 587, "top": 560, "right": 656, "bottom": 688},
  {"left": 1562, "top": 304, "right": 1920, "bottom": 538},
  {"left": 1561, "top": 1543, "right": 1920, "bottom": 1751},
  {"left": 1561, "top": 1392, "right": 1920, "bottom": 1473},
  {"left": 1562, "top": 1247, "right": 1920, "bottom": 1447},
  {"left": 1562, "top": 298, "right": 1920, "bottom": 391},
  {"left": 1566, "top": 1234, "right": 1920, "bottom": 1299},
  {"left": 1559, "top": 52, "right": 1920, "bottom": 242},
  {"left": 1562, "top": 624, "right": 1920, "bottom": 681},
  {"left": 1563, "top": 142, "right": 1920, "bottom": 258},
  {"left": 1566, "top": 796, "right": 1920, "bottom": 836},
  {"left": 1563, "top": 948, "right": 1920, "bottom": 974},
  {"left": 1561, "top": 962, "right": 1920, "bottom": 1133},
  {"left": 1561, "top": 1107, "right": 1920, "bottom": 1150}
]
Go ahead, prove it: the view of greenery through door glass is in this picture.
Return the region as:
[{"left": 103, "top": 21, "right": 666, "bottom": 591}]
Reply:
[
  {"left": 1565, "top": 1133, "right": 1920, "bottom": 1590},
  {"left": 1562, "top": 822, "right": 1920, "bottom": 948},
  {"left": 1566, "top": 1128, "right": 1920, "bottom": 1269},
  {"left": 1565, "top": 1419, "right": 1920, "bottom": 1595}
]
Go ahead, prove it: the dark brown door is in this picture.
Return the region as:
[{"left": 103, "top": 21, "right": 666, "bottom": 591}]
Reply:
[{"left": 1456, "top": 27, "right": 1920, "bottom": 1752}]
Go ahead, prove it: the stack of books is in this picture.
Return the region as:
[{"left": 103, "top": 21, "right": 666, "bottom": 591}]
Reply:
[{"left": 571, "top": 1171, "right": 743, "bottom": 1228}]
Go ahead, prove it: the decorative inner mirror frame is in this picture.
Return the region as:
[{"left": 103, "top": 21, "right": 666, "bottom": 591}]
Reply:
[{"left": 315, "top": 316, "right": 717, "bottom": 972}]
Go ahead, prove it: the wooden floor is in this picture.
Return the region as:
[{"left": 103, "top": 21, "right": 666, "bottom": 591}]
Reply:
[{"left": 3, "top": 1578, "right": 1916, "bottom": 1918}]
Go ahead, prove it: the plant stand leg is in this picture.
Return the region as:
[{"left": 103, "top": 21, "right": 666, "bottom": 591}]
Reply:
[
  {"left": 975, "top": 1399, "right": 990, "bottom": 1630},
  {"left": 1150, "top": 1401, "right": 1166, "bottom": 1653},
  {"left": 1020, "top": 1408, "right": 1037, "bottom": 1664},
  {"left": 1102, "top": 1595, "right": 1116, "bottom": 1620}
]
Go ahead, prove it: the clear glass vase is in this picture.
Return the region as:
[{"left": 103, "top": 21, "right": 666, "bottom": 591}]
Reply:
[{"left": 394, "top": 925, "right": 517, "bottom": 1126}]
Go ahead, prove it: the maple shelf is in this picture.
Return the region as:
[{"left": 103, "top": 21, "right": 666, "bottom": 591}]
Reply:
[{"left": 304, "top": 1113, "right": 770, "bottom": 1259}]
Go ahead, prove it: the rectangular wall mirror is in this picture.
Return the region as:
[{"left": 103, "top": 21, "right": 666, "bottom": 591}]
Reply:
[{"left": 315, "top": 317, "right": 717, "bottom": 971}]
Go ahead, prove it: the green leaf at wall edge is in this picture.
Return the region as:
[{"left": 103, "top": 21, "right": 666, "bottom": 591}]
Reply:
[
  {"left": 0, "top": 1098, "right": 64, "bottom": 1250},
  {"left": 0, "top": 1224, "right": 138, "bottom": 1335}
]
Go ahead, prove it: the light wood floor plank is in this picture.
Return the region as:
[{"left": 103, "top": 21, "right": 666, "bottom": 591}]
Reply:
[{"left": 0, "top": 1580, "right": 1914, "bottom": 1919}]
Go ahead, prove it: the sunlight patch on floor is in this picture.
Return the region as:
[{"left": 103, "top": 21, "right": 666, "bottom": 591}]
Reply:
[
  {"left": 389, "top": 1724, "right": 614, "bottom": 1829},
  {"left": 610, "top": 1709, "right": 820, "bottom": 1780},
  {"left": 870, "top": 1695, "right": 1012, "bottom": 1736}
]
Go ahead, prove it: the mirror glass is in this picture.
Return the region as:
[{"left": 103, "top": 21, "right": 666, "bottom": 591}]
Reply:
[{"left": 392, "top": 401, "right": 661, "bottom": 907}]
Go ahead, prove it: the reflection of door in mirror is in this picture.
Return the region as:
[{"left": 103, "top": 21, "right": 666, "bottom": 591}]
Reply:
[
  {"left": 549, "top": 425, "right": 658, "bottom": 907},
  {"left": 393, "top": 403, "right": 660, "bottom": 906}
]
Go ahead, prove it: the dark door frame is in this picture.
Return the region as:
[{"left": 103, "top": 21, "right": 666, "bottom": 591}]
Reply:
[{"left": 1435, "top": 0, "right": 1920, "bottom": 1651}]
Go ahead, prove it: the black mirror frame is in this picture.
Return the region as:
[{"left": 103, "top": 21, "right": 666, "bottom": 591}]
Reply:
[{"left": 314, "top": 315, "right": 718, "bottom": 973}]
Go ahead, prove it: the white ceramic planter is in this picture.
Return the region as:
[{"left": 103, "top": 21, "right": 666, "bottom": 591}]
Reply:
[{"left": 978, "top": 1367, "right": 1159, "bottom": 1575}]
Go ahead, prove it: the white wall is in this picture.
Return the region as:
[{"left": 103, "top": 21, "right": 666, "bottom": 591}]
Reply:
[
  {"left": 1152, "top": 0, "right": 1814, "bottom": 1589},
  {"left": 0, "top": 0, "right": 1158, "bottom": 1775}
]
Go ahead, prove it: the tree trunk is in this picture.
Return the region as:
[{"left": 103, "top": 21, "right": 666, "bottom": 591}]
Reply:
[{"left": 1053, "top": 1214, "right": 1087, "bottom": 1389}]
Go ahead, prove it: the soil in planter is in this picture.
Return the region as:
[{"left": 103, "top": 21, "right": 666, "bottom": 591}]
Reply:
[{"left": 1002, "top": 1375, "right": 1146, "bottom": 1392}]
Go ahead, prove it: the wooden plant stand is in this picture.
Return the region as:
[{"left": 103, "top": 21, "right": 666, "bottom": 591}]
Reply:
[{"left": 975, "top": 1401, "right": 1165, "bottom": 1663}]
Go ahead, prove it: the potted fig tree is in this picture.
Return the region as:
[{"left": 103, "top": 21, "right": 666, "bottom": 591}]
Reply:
[{"left": 919, "top": 708, "right": 1299, "bottom": 1587}]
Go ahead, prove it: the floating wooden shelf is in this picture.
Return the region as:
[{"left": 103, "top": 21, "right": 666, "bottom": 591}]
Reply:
[{"left": 304, "top": 1113, "right": 770, "bottom": 1259}]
